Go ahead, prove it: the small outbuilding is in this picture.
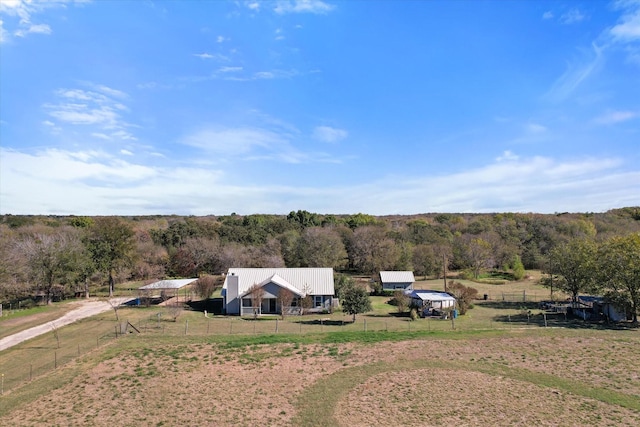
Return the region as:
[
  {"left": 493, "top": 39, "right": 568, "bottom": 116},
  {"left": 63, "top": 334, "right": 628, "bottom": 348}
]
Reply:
[
  {"left": 404, "top": 289, "right": 456, "bottom": 316},
  {"left": 380, "top": 271, "right": 415, "bottom": 291}
]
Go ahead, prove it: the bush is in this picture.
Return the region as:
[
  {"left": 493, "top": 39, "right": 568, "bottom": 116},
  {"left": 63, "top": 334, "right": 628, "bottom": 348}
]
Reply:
[
  {"left": 390, "top": 290, "right": 410, "bottom": 313},
  {"left": 409, "top": 308, "right": 418, "bottom": 321}
]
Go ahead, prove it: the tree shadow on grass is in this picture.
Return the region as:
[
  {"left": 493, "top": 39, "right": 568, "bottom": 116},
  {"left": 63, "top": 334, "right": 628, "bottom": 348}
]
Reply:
[
  {"left": 477, "top": 301, "right": 540, "bottom": 310},
  {"left": 185, "top": 298, "right": 223, "bottom": 314},
  {"left": 492, "top": 312, "right": 637, "bottom": 330},
  {"left": 295, "top": 319, "right": 353, "bottom": 326}
]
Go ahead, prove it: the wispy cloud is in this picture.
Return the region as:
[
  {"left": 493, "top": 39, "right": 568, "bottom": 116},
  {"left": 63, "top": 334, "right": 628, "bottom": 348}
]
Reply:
[
  {"left": 43, "top": 84, "right": 137, "bottom": 141},
  {"left": 218, "top": 66, "right": 243, "bottom": 73},
  {"left": 594, "top": 110, "right": 639, "bottom": 124},
  {"left": 526, "top": 123, "right": 547, "bottom": 133},
  {"left": 274, "top": 0, "right": 335, "bottom": 15},
  {"left": 216, "top": 35, "right": 228, "bottom": 43},
  {"left": 0, "top": 0, "right": 86, "bottom": 43},
  {"left": 496, "top": 150, "right": 519, "bottom": 162},
  {"left": 545, "top": 43, "right": 604, "bottom": 101},
  {"left": 542, "top": 11, "right": 554, "bottom": 20},
  {"left": 560, "top": 9, "right": 586, "bottom": 24},
  {"left": 313, "top": 126, "right": 348, "bottom": 143}
]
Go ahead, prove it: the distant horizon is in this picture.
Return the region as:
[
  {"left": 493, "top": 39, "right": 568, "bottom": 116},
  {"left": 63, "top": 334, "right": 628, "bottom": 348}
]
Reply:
[
  {"left": 2, "top": 1, "right": 639, "bottom": 215},
  {"left": 2, "top": 206, "right": 636, "bottom": 218}
]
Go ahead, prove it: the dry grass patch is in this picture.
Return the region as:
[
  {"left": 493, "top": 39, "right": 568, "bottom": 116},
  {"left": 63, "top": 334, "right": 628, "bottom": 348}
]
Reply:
[{"left": 335, "top": 368, "right": 640, "bottom": 426}]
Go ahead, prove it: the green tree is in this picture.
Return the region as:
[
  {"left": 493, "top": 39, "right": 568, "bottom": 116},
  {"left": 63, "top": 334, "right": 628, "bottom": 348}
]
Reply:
[
  {"left": 340, "top": 282, "right": 372, "bottom": 322},
  {"left": 86, "top": 217, "right": 136, "bottom": 297},
  {"left": 297, "top": 227, "right": 347, "bottom": 269},
  {"left": 548, "top": 238, "right": 597, "bottom": 307},
  {"left": 597, "top": 234, "right": 640, "bottom": 325},
  {"left": 511, "top": 255, "right": 525, "bottom": 280},
  {"left": 334, "top": 274, "right": 355, "bottom": 300}
]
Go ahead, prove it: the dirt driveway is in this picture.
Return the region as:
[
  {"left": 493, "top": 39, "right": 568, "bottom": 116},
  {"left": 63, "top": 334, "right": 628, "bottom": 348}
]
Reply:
[{"left": 0, "top": 298, "right": 133, "bottom": 352}]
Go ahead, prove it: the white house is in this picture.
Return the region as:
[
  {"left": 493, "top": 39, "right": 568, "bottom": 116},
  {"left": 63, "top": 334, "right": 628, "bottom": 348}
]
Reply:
[
  {"left": 380, "top": 271, "right": 415, "bottom": 291},
  {"left": 222, "top": 268, "right": 335, "bottom": 316}
]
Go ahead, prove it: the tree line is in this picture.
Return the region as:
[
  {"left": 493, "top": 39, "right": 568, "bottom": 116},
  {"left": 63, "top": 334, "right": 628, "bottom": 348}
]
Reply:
[{"left": 1, "top": 208, "right": 639, "bottom": 310}]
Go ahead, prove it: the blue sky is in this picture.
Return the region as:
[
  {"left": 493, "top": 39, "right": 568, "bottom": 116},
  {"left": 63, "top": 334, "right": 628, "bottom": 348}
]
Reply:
[{"left": 1, "top": 0, "right": 639, "bottom": 216}]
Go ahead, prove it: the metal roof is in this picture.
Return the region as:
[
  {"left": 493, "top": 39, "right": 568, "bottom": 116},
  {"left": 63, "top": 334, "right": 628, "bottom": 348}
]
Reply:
[
  {"left": 138, "top": 278, "right": 198, "bottom": 290},
  {"left": 238, "top": 274, "right": 306, "bottom": 298},
  {"left": 405, "top": 290, "right": 456, "bottom": 302},
  {"left": 223, "top": 268, "right": 335, "bottom": 296},
  {"left": 380, "top": 271, "right": 415, "bottom": 283}
]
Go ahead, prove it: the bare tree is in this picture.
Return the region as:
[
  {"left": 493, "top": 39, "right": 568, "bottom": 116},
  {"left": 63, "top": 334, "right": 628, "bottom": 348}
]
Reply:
[
  {"left": 247, "top": 283, "right": 265, "bottom": 318},
  {"left": 277, "top": 288, "right": 295, "bottom": 318},
  {"left": 166, "top": 303, "right": 183, "bottom": 322},
  {"left": 194, "top": 275, "right": 219, "bottom": 299},
  {"left": 108, "top": 299, "right": 121, "bottom": 321},
  {"left": 15, "top": 229, "right": 84, "bottom": 304}
]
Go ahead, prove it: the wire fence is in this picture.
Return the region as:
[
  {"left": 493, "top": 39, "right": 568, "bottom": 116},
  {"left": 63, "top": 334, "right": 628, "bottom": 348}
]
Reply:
[{"left": 0, "top": 306, "right": 603, "bottom": 397}]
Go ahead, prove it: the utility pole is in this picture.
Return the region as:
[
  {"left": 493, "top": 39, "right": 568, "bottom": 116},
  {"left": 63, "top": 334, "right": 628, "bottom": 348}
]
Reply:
[{"left": 443, "top": 253, "right": 448, "bottom": 293}]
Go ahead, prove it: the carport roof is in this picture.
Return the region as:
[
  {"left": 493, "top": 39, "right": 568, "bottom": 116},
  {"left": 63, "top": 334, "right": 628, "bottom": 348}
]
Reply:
[{"left": 138, "top": 278, "right": 198, "bottom": 290}]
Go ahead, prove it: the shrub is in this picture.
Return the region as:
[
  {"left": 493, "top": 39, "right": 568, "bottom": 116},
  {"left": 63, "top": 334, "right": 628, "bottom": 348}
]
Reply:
[
  {"left": 409, "top": 308, "right": 418, "bottom": 321},
  {"left": 448, "top": 281, "right": 478, "bottom": 315},
  {"left": 390, "top": 290, "right": 410, "bottom": 313}
]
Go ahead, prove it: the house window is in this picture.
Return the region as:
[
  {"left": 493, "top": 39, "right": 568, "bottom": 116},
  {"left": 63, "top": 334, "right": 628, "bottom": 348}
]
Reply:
[
  {"left": 242, "top": 299, "right": 252, "bottom": 307},
  {"left": 314, "top": 296, "right": 323, "bottom": 308},
  {"left": 291, "top": 298, "right": 298, "bottom": 307}
]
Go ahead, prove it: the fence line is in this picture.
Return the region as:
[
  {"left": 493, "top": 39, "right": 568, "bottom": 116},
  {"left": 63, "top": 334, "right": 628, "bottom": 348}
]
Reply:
[{"left": 0, "top": 308, "right": 588, "bottom": 396}]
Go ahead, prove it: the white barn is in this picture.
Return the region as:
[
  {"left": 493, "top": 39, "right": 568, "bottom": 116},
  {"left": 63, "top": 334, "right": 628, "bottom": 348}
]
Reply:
[{"left": 222, "top": 268, "right": 335, "bottom": 316}]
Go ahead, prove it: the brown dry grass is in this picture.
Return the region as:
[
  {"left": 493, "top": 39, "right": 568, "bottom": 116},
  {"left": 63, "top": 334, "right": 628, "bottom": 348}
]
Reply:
[{"left": 1, "top": 329, "right": 639, "bottom": 427}]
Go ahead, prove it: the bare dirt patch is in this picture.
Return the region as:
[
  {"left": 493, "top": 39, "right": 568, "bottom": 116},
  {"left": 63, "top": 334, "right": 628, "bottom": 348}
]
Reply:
[{"left": 1, "top": 331, "right": 638, "bottom": 426}]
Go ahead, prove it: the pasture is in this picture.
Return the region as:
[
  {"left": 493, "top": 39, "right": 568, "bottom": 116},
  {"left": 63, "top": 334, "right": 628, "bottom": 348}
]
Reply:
[{"left": 1, "top": 274, "right": 638, "bottom": 426}]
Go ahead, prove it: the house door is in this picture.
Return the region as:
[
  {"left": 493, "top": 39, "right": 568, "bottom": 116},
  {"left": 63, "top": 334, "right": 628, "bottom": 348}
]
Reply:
[{"left": 269, "top": 298, "right": 277, "bottom": 313}]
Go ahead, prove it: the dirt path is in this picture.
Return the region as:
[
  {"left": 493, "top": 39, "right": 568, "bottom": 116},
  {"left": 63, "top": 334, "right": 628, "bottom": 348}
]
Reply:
[{"left": 0, "top": 298, "right": 133, "bottom": 352}]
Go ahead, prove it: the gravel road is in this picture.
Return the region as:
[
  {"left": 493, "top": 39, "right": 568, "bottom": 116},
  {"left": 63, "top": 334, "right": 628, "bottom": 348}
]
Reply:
[{"left": 0, "top": 298, "right": 133, "bottom": 352}]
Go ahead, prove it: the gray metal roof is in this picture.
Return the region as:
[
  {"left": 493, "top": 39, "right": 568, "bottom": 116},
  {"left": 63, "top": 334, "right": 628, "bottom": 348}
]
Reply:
[
  {"left": 380, "top": 271, "right": 415, "bottom": 283},
  {"left": 138, "top": 278, "right": 198, "bottom": 290},
  {"left": 223, "top": 268, "right": 335, "bottom": 296}
]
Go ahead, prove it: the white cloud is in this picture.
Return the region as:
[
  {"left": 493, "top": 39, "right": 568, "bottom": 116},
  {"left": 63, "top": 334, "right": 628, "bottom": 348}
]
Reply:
[
  {"left": 526, "top": 123, "right": 547, "bottom": 133},
  {"left": 120, "top": 149, "right": 133, "bottom": 156},
  {"left": 2, "top": 148, "right": 637, "bottom": 215},
  {"left": 216, "top": 35, "right": 228, "bottom": 43},
  {"left": 610, "top": 1, "right": 640, "bottom": 41},
  {"left": 274, "top": 0, "right": 335, "bottom": 15},
  {"left": 247, "top": 2, "right": 260, "bottom": 11},
  {"left": 312, "top": 126, "right": 348, "bottom": 143},
  {"left": 542, "top": 11, "right": 554, "bottom": 20},
  {"left": 180, "top": 127, "right": 285, "bottom": 155},
  {"left": 194, "top": 52, "right": 214, "bottom": 59},
  {"left": 14, "top": 22, "right": 50, "bottom": 37},
  {"left": 560, "top": 9, "right": 586, "bottom": 24},
  {"left": 496, "top": 151, "right": 519, "bottom": 162},
  {"left": 218, "top": 66, "right": 243, "bottom": 73},
  {"left": 595, "top": 110, "right": 638, "bottom": 124},
  {"left": 0, "top": 0, "right": 85, "bottom": 42}
]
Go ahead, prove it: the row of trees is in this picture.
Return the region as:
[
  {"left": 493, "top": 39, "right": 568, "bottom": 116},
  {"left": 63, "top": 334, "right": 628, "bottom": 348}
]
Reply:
[
  {"left": 543, "top": 234, "right": 640, "bottom": 324},
  {"left": 1, "top": 209, "right": 638, "bottom": 307}
]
